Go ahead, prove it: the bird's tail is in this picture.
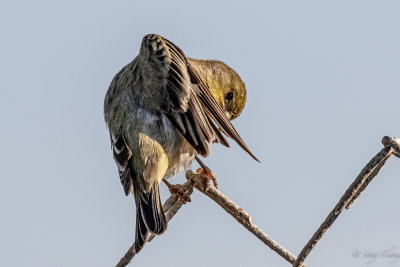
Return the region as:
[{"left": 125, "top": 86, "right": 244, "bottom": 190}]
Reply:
[{"left": 134, "top": 184, "right": 167, "bottom": 253}]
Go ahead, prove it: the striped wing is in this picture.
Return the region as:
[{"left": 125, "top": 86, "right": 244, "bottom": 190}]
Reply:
[{"left": 139, "top": 34, "right": 258, "bottom": 160}]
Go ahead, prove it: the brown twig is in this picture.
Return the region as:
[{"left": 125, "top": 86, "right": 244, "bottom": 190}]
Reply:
[
  {"left": 115, "top": 180, "right": 195, "bottom": 267},
  {"left": 345, "top": 153, "right": 391, "bottom": 209},
  {"left": 293, "top": 136, "right": 399, "bottom": 266},
  {"left": 382, "top": 136, "right": 400, "bottom": 155},
  {"left": 116, "top": 136, "right": 400, "bottom": 267},
  {"left": 185, "top": 170, "right": 301, "bottom": 265},
  {"left": 346, "top": 136, "right": 400, "bottom": 209}
]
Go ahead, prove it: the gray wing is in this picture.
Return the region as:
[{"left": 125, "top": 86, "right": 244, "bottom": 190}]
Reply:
[{"left": 139, "top": 34, "right": 258, "bottom": 161}]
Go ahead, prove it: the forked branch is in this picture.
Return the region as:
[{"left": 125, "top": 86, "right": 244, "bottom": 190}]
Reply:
[{"left": 116, "top": 136, "right": 400, "bottom": 267}]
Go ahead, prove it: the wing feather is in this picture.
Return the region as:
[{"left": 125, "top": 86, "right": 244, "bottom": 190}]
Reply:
[
  {"left": 139, "top": 34, "right": 258, "bottom": 161},
  {"left": 111, "top": 133, "right": 134, "bottom": 195}
]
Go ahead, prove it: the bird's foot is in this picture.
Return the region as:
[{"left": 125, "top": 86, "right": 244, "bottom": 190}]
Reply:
[
  {"left": 196, "top": 167, "right": 218, "bottom": 192},
  {"left": 162, "top": 179, "right": 191, "bottom": 204}
]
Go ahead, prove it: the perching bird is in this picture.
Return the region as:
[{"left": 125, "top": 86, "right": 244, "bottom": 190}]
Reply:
[{"left": 104, "top": 34, "right": 258, "bottom": 253}]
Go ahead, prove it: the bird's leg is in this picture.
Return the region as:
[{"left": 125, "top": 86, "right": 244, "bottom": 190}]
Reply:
[
  {"left": 162, "top": 178, "right": 191, "bottom": 204},
  {"left": 195, "top": 156, "right": 218, "bottom": 191}
]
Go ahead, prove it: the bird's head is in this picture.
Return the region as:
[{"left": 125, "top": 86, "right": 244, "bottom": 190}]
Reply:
[{"left": 187, "top": 58, "right": 247, "bottom": 120}]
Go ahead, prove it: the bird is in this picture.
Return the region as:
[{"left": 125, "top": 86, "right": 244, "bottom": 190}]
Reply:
[{"left": 104, "top": 34, "right": 258, "bottom": 253}]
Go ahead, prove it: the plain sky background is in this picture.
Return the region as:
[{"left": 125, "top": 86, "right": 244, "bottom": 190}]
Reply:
[{"left": 1, "top": 1, "right": 399, "bottom": 266}]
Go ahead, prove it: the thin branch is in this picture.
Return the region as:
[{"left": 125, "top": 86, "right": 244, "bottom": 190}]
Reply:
[
  {"left": 293, "top": 136, "right": 399, "bottom": 267},
  {"left": 115, "top": 180, "right": 195, "bottom": 267},
  {"left": 382, "top": 136, "right": 400, "bottom": 155},
  {"left": 346, "top": 136, "right": 400, "bottom": 208},
  {"left": 345, "top": 152, "right": 391, "bottom": 209},
  {"left": 116, "top": 136, "right": 400, "bottom": 267},
  {"left": 185, "top": 170, "right": 301, "bottom": 266}
]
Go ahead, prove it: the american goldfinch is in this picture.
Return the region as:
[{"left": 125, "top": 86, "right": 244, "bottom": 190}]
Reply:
[{"left": 104, "top": 34, "right": 257, "bottom": 253}]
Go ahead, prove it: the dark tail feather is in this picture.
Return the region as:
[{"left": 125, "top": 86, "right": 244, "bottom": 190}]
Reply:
[
  {"left": 134, "top": 208, "right": 149, "bottom": 253},
  {"left": 134, "top": 186, "right": 167, "bottom": 253}
]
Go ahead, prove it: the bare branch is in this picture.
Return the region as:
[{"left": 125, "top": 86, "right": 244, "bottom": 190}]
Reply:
[
  {"left": 382, "top": 136, "right": 400, "bottom": 156},
  {"left": 115, "top": 180, "right": 195, "bottom": 267},
  {"left": 346, "top": 137, "right": 400, "bottom": 207},
  {"left": 116, "top": 136, "right": 400, "bottom": 267},
  {"left": 345, "top": 153, "right": 391, "bottom": 209},
  {"left": 185, "top": 170, "right": 301, "bottom": 266},
  {"left": 293, "top": 137, "right": 397, "bottom": 267}
]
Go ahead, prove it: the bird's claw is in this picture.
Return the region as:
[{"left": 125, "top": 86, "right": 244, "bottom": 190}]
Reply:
[
  {"left": 167, "top": 183, "right": 191, "bottom": 204},
  {"left": 196, "top": 167, "right": 218, "bottom": 191}
]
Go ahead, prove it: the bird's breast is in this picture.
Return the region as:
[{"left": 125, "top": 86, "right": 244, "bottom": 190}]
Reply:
[
  {"left": 132, "top": 108, "right": 196, "bottom": 178},
  {"left": 159, "top": 114, "right": 196, "bottom": 178}
]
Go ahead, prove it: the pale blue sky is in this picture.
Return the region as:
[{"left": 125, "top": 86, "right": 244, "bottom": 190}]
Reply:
[{"left": 1, "top": 1, "right": 399, "bottom": 266}]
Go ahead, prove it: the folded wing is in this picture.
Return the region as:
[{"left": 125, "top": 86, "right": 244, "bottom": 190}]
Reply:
[{"left": 139, "top": 34, "right": 258, "bottom": 161}]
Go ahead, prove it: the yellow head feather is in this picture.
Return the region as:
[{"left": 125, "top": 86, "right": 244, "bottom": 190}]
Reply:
[{"left": 187, "top": 58, "right": 247, "bottom": 120}]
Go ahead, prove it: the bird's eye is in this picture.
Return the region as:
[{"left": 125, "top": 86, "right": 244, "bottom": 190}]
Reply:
[{"left": 225, "top": 91, "right": 234, "bottom": 101}]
